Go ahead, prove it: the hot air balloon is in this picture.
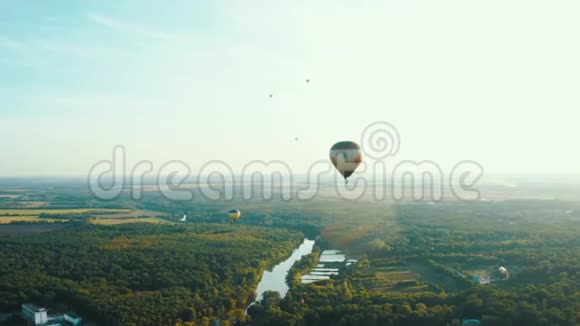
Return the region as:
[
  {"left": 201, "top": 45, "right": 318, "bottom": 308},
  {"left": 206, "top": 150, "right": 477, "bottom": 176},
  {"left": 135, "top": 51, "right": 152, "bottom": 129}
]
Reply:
[
  {"left": 228, "top": 209, "right": 241, "bottom": 222},
  {"left": 498, "top": 266, "right": 509, "bottom": 279},
  {"left": 329, "top": 141, "right": 362, "bottom": 184}
]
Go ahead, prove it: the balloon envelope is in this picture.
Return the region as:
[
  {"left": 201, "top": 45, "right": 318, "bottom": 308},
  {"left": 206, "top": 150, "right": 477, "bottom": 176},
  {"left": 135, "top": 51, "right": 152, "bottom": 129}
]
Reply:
[
  {"left": 329, "top": 141, "right": 362, "bottom": 181},
  {"left": 228, "top": 209, "right": 241, "bottom": 222}
]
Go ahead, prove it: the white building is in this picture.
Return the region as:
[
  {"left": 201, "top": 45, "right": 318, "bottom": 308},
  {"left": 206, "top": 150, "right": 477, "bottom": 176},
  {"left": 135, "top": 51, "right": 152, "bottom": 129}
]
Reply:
[
  {"left": 22, "top": 304, "right": 48, "bottom": 325},
  {"left": 21, "top": 304, "right": 82, "bottom": 326}
]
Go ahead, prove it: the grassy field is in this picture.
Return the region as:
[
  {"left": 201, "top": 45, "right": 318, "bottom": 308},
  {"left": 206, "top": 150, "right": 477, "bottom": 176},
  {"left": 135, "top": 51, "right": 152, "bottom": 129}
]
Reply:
[
  {"left": 0, "top": 216, "right": 67, "bottom": 224},
  {"left": 406, "top": 262, "right": 466, "bottom": 291},
  {"left": 0, "top": 224, "right": 68, "bottom": 234},
  {"left": 0, "top": 208, "right": 132, "bottom": 216},
  {"left": 349, "top": 259, "right": 434, "bottom": 294},
  {"left": 92, "top": 209, "right": 167, "bottom": 219},
  {"left": 89, "top": 217, "right": 170, "bottom": 225},
  {"left": 14, "top": 202, "right": 49, "bottom": 208},
  {"left": 0, "top": 195, "right": 21, "bottom": 199},
  {"left": 0, "top": 208, "right": 169, "bottom": 226}
]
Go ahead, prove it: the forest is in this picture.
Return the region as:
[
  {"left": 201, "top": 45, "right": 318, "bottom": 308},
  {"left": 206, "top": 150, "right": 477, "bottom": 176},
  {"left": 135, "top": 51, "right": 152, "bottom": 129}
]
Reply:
[
  {"left": 0, "top": 222, "right": 302, "bottom": 325},
  {"left": 0, "top": 180, "right": 578, "bottom": 325},
  {"left": 248, "top": 202, "right": 580, "bottom": 325}
]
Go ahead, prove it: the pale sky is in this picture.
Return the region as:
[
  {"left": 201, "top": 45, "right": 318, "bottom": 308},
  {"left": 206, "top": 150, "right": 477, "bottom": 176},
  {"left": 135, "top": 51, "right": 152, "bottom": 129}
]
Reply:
[{"left": 1, "top": 1, "right": 579, "bottom": 177}]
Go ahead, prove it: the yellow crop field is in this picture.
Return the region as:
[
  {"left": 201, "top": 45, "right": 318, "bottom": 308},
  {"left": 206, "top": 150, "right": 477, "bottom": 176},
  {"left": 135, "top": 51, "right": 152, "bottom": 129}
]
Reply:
[
  {"left": 0, "top": 209, "right": 131, "bottom": 216},
  {"left": 0, "top": 216, "right": 68, "bottom": 224}
]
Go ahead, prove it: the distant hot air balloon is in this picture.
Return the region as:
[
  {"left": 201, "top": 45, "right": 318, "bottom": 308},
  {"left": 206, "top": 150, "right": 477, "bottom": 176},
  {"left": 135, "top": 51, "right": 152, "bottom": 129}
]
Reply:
[
  {"left": 329, "top": 141, "right": 362, "bottom": 184},
  {"left": 498, "top": 266, "right": 509, "bottom": 279},
  {"left": 228, "top": 209, "right": 241, "bottom": 222}
]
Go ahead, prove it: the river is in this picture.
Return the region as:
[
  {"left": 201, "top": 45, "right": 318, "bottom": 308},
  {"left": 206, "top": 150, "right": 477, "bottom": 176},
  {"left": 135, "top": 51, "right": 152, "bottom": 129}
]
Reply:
[{"left": 248, "top": 238, "right": 315, "bottom": 308}]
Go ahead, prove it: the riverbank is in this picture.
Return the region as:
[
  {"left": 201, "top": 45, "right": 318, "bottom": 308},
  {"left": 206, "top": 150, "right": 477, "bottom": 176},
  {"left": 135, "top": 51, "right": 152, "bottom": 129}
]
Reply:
[{"left": 247, "top": 238, "right": 316, "bottom": 310}]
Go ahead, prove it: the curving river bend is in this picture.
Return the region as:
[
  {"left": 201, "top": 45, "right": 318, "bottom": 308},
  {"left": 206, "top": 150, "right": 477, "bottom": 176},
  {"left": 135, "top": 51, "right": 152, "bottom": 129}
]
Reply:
[{"left": 247, "top": 238, "right": 315, "bottom": 310}]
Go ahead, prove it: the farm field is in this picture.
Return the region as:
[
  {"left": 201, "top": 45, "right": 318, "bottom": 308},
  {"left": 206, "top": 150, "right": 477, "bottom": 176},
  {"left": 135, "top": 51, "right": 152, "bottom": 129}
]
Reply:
[
  {"left": 89, "top": 217, "right": 170, "bottom": 225},
  {"left": 0, "top": 224, "right": 68, "bottom": 234},
  {"left": 0, "top": 208, "right": 169, "bottom": 226},
  {"left": 0, "top": 216, "right": 67, "bottom": 224},
  {"left": 0, "top": 208, "right": 131, "bottom": 216}
]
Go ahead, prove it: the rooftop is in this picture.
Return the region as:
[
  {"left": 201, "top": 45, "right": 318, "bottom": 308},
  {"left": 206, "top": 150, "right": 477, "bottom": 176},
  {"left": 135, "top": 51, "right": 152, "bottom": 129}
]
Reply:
[
  {"left": 65, "top": 312, "right": 81, "bottom": 319},
  {"left": 22, "top": 303, "right": 46, "bottom": 313}
]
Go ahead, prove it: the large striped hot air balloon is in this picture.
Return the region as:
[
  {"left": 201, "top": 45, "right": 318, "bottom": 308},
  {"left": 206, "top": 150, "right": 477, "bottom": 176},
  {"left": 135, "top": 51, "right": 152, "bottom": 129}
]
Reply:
[
  {"left": 228, "top": 209, "right": 241, "bottom": 222},
  {"left": 329, "top": 141, "right": 362, "bottom": 184}
]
